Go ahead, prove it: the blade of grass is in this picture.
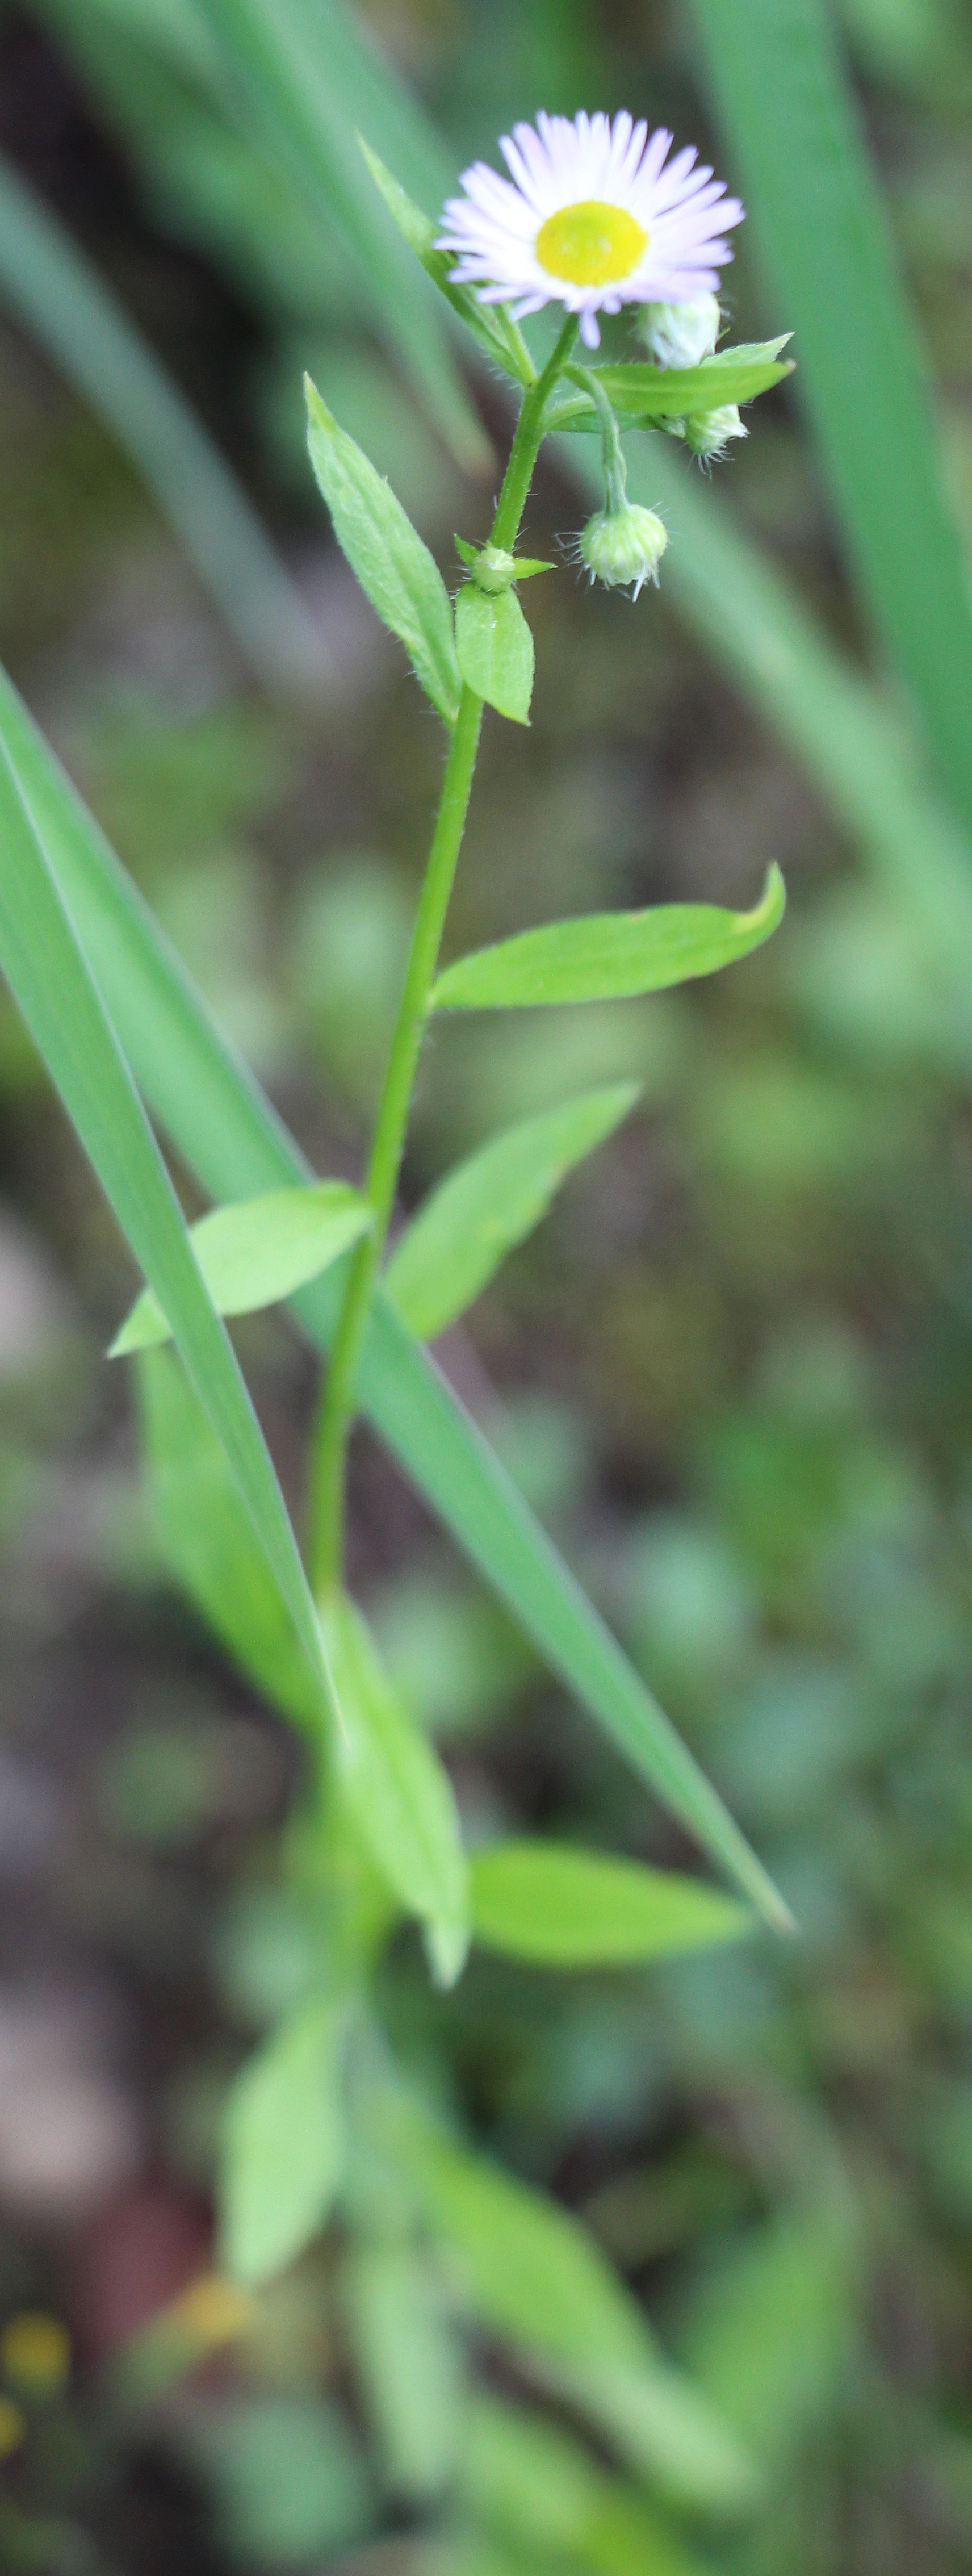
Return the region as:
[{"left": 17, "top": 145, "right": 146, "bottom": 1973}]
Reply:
[
  {"left": 0, "top": 665, "right": 787, "bottom": 1931},
  {"left": 193, "top": 0, "right": 488, "bottom": 472},
  {"left": 0, "top": 735, "right": 334, "bottom": 1727},
  {"left": 0, "top": 152, "right": 328, "bottom": 695},
  {"left": 693, "top": 0, "right": 972, "bottom": 835}
]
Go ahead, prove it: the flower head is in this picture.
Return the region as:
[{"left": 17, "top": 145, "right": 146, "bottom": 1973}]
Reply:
[
  {"left": 438, "top": 112, "right": 744, "bottom": 351},
  {"left": 578, "top": 500, "right": 668, "bottom": 599}
]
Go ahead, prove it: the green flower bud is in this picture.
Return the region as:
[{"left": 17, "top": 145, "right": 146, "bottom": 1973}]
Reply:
[
  {"left": 579, "top": 501, "right": 668, "bottom": 600},
  {"left": 470, "top": 542, "right": 518, "bottom": 594},
  {"left": 639, "top": 294, "right": 721, "bottom": 369},
  {"left": 684, "top": 403, "right": 747, "bottom": 463}
]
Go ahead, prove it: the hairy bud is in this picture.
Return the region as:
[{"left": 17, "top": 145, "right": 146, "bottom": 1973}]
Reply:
[
  {"left": 579, "top": 501, "right": 668, "bottom": 600},
  {"left": 684, "top": 404, "right": 748, "bottom": 463}
]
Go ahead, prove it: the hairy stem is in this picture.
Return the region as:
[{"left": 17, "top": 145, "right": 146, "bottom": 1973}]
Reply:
[{"left": 309, "top": 313, "right": 579, "bottom": 1599}]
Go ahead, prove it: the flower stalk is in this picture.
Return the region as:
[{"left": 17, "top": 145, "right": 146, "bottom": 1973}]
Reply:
[{"left": 309, "top": 315, "right": 579, "bottom": 1598}]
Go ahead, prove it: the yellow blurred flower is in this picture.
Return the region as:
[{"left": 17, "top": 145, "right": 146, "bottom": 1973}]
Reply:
[{"left": 1, "top": 2313, "right": 70, "bottom": 2399}]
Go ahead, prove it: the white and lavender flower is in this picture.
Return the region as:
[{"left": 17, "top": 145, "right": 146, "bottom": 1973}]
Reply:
[{"left": 438, "top": 111, "right": 743, "bottom": 351}]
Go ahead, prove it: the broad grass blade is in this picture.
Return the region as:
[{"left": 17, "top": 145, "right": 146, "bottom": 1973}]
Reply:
[
  {"left": 694, "top": 0, "right": 972, "bottom": 834},
  {"left": 0, "top": 667, "right": 789, "bottom": 1932},
  {"left": 194, "top": 0, "right": 488, "bottom": 470},
  {"left": 0, "top": 736, "right": 333, "bottom": 1728},
  {"left": 0, "top": 152, "right": 326, "bottom": 694},
  {"left": 139, "top": 1348, "right": 322, "bottom": 1736}
]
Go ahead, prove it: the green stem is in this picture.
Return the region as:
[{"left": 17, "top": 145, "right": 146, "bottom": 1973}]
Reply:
[
  {"left": 568, "top": 361, "right": 628, "bottom": 511},
  {"left": 309, "top": 313, "right": 579, "bottom": 1600}
]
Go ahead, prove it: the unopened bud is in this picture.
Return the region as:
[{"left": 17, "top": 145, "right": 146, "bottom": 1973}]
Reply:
[
  {"left": 684, "top": 404, "right": 748, "bottom": 463},
  {"left": 579, "top": 501, "right": 668, "bottom": 600},
  {"left": 639, "top": 294, "right": 721, "bottom": 370},
  {"left": 471, "top": 543, "right": 518, "bottom": 593}
]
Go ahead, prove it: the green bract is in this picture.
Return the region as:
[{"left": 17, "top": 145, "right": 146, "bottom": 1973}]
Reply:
[
  {"left": 455, "top": 536, "right": 554, "bottom": 591},
  {"left": 454, "top": 582, "right": 534, "bottom": 724}
]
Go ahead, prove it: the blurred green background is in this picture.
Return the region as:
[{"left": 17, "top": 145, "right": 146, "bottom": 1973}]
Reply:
[{"left": 3, "top": 0, "right": 972, "bottom": 2570}]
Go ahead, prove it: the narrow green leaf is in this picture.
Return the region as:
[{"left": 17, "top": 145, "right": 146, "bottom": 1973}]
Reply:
[
  {"left": 0, "top": 151, "right": 326, "bottom": 695},
  {"left": 0, "top": 735, "right": 332, "bottom": 1729},
  {"left": 679, "top": 2210, "right": 858, "bottom": 2474},
  {"left": 358, "top": 135, "right": 533, "bottom": 387},
  {"left": 404, "top": 2121, "right": 757, "bottom": 2512},
  {"left": 195, "top": 0, "right": 489, "bottom": 470},
  {"left": 0, "top": 666, "right": 791, "bottom": 1933},
  {"left": 386, "top": 1086, "right": 639, "bottom": 1341},
  {"left": 470, "top": 1842, "right": 751, "bottom": 1967},
  {"left": 305, "top": 377, "right": 461, "bottom": 726},
  {"left": 137, "top": 1348, "right": 323, "bottom": 1737},
  {"left": 112, "top": 1181, "right": 371, "bottom": 1354},
  {"left": 343, "top": 2246, "right": 460, "bottom": 2500},
  {"left": 693, "top": 0, "right": 972, "bottom": 834},
  {"left": 454, "top": 584, "right": 534, "bottom": 726},
  {"left": 321, "top": 1596, "right": 470, "bottom": 1986},
  {"left": 431, "top": 867, "right": 785, "bottom": 1013},
  {"left": 220, "top": 1996, "right": 347, "bottom": 2284},
  {"left": 463, "top": 2397, "right": 710, "bottom": 2576},
  {"left": 552, "top": 346, "right": 793, "bottom": 430}
]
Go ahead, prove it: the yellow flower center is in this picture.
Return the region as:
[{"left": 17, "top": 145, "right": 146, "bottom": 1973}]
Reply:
[{"left": 534, "top": 199, "right": 648, "bottom": 287}]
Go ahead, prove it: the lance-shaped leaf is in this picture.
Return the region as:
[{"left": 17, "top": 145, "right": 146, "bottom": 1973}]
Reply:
[
  {"left": 454, "top": 584, "right": 534, "bottom": 726},
  {"left": 551, "top": 341, "right": 794, "bottom": 430},
  {"left": 111, "top": 1181, "right": 371, "bottom": 1354},
  {"left": 470, "top": 1842, "right": 751, "bottom": 1967},
  {"left": 0, "top": 666, "right": 790, "bottom": 1935},
  {"left": 0, "top": 737, "right": 333, "bottom": 1730},
  {"left": 321, "top": 1595, "right": 470, "bottom": 1987},
  {"left": 431, "top": 867, "right": 785, "bottom": 1013},
  {"left": 463, "top": 2396, "right": 710, "bottom": 2576},
  {"left": 220, "top": 1996, "right": 347, "bottom": 2285},
  {"left": 343, "top": 2245, "right": 461, "bottom": 2500},
  {"left": 386, "top": 1085, "right": 639, "bottom": 1341},
  {"left": 401, "top": 2118, "right": 758, "bottom": 2512},
  {"left": 305, "top": 378, "right": 462, "bottom": 725},
  {"left": 694, "top": 0, "right": 972, "bottom": 837},
  {"left": 358, "top": 136, "right": 534, "bottom": 388}
]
